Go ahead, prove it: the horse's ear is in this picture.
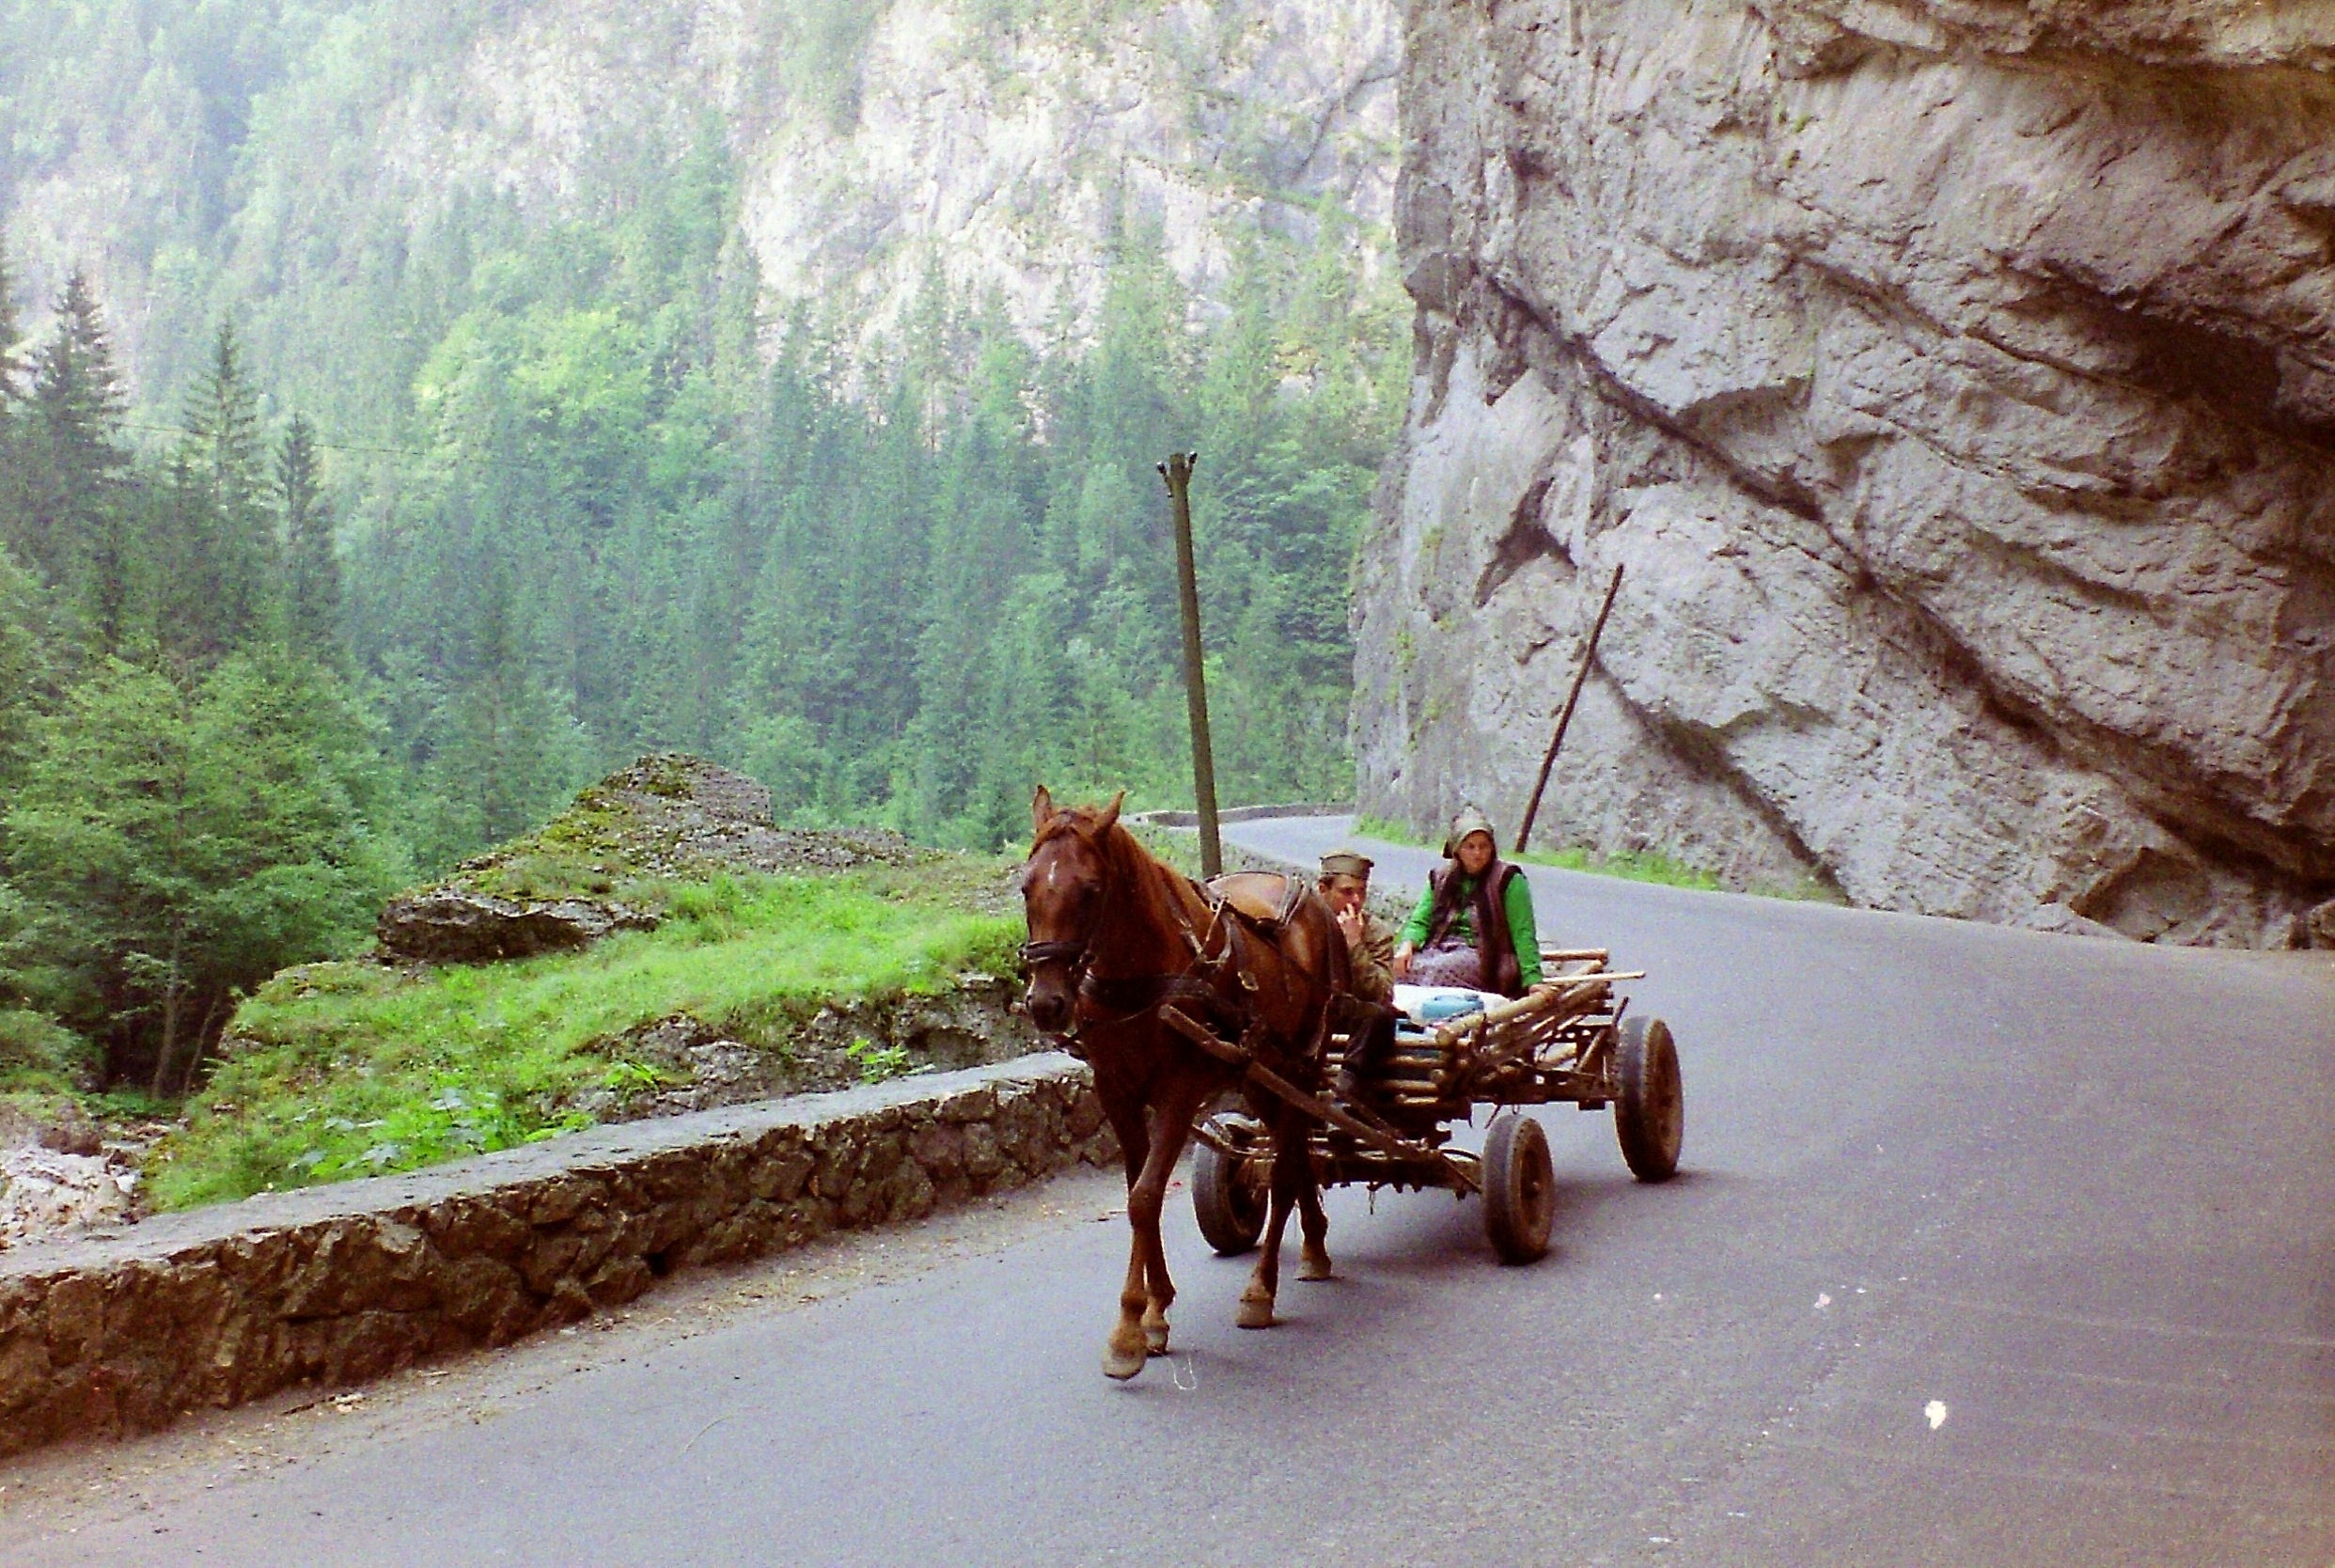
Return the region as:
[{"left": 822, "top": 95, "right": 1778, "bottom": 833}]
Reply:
[
  {"left": 1031, "top": 784, "right": 1056, "bottom": 834},
  {"left": 1098, "top": 791, "right": 1124, "bottom": 832}
]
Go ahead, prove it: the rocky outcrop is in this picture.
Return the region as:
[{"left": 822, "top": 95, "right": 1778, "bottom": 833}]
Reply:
[
  {"left": 1356, "top": 0, "right": 2335, "bottom": 945},
  {"left": 375, "top": 891, "right": 659, "bottom": 964},
  {"left": 375, "top": 754, "right": 928, "bottom": 964},
  {"left": 0, "top": 1056, "right": 1111, "bottom": 1460},
  {"left": 583, "top": 976, "right": 1040, "bottom": 1120},
  {"left": 0, "top": 1147, "right": 139, "bottom": 1250}
]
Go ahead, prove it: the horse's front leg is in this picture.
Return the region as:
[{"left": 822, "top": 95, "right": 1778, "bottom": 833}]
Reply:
[
  {"left": 1119, "top": 1074, "right": 1212, "bottom": 1372},
  {"left": 1105, "top": 1228, "right": 1152, "bottom": 1380},
  {"left": 1136, "top": 1106, "right": 1172, "bottom": 1358},
  {"left": 1101, "top": 1086, "right": 1154, "bottom": 1381}
]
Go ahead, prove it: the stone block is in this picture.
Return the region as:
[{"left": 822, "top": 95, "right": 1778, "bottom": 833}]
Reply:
[
  {"left": 280, "top": 1219, "right": 436, "bottom": 1319},
  {"left": 585, "top": 1256, "right": 654, "bottom": 1308},
  {"left": 750, "top": 1142, "right": 816, "bottom": 1201},
  {"left": 937, "top": 1088, "right": 997, "bottom": 1124},
  {"left": 908, "top": 1121, "right": 967, "bottom": 1180},
  {"left": 44, "top": 1274, "right": 103, "bottom": 1364},
  {"left": 439, "top": 1255, "right": 532, "bottom": 1342},
  {"left": 518, "top": 1231, "right": 585, "bottom": 1297},
  {"left": 962, "top": 1124, "right": 1007, "bottom": 1183},
  {"left": 528, "top": 1176, "right": 608, "bottom": 1228}
]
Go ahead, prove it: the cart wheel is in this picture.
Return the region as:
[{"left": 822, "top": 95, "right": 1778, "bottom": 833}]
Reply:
[
  {"left": 1615, "top": 1016, "right": 1684, "bottom": 1182},
  {"left": 1192, "top": 1121, "right": 1267, "bottom": 1256},
  {"left": 1481, "top": 1114, "right": 1555, "bottom": 1264}
]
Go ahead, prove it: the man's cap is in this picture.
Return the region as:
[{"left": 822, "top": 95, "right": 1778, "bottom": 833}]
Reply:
[
  {"left": 1319, "top": 850, "right": 1374, "bottom": 880},
  {"left": 1442, "top": 805, "right": 1499, "bottom": 859}
]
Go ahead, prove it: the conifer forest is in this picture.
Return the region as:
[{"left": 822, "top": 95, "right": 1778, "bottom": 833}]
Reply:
[{"left": 0, "top": 3, "right": 1404, "bottom": 1095}]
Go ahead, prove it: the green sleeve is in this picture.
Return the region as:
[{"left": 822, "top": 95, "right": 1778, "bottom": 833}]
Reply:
[
  {"left": 1504, "top": 872, "right": 1542, "bottom": 986},
  {"left": 1400, "top": 882, "right": 1437, "bottom": 949}
]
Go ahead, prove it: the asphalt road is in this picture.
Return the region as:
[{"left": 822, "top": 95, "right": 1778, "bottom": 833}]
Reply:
[{"left": 8, "top": 815, "right": 2333, "bottom": 1566}]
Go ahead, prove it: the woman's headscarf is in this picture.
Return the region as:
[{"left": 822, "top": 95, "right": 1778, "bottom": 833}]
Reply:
[{"left": 1441, "top": 805, "right": 1499, "bottom": 860}]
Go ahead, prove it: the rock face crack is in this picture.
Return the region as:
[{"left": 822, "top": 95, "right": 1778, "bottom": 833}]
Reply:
[{"left": 1356, "top": 0, "right": 2335, "bottom": 945}]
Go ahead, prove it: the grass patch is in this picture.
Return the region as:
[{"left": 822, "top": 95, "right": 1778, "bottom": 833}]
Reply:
[
  {"left": 147, "top": 863, "right": 1024, "bottom": 1211},
  {"left": 1350, "top": 814, "right": 1836, "bottom": 900},
  {"left": 1512, "top": 843, "right": 1724, "bottom": 891}
]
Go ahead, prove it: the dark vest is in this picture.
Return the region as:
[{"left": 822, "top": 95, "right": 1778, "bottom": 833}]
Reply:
[{"left": 1426, "top": 859, "right": 1525, "bottom": 997}]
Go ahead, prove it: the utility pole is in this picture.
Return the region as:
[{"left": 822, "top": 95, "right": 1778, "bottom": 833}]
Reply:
[
  {"left": 1515, "top": 561, "right": 1625, "bottom": 854},
  {"left": 1158, "top": 449, "right": 1222, "bottom": 877}
]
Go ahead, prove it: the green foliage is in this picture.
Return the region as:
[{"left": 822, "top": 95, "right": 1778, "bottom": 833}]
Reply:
[
  {"left": 0, "top": 236, "right": 26, "bottom": 401},
  {"left": 0, "top": 1006, "right": 94, "bottom": 1093},
  {"left": 0, "top": 542, "right": 63, "bottom": 782},
  {"left": 147, "top": 866, "right": 1023, "bottom": 1207},
  {"left": 0, "top": 16, "right": 1411, "bottom": 1112},
  {"left": 3, "top": 651, "right": 410, "bottom": 1092},
  {"left": 1512, "top": 843, "right": 1727, "bottom": 892},
  {"left": 846, "top": 1035, "right": 911, "bottom": 1084},
  {"left": 6, "top": 19, "right": 1407, "bottom": 870},
  {"left": 13, "top": 271, "right": 133, "bottom": 641},
  {"left": 278, "top": 415, "right": 340, "bottom": 663}
]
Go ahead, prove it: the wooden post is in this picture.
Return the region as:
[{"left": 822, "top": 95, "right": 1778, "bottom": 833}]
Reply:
[
  {"left": 1158, "top": 450, "right": 1222, "bottom": 877},
  {"left": 1515, "top": 561, "right": 1625, "bottom": 853}
]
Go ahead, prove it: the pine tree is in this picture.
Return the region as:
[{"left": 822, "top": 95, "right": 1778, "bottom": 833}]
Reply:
[
  {"left": 19, "top": 271, "right": 132, "bottom": 604},
  {"left": 421, "top": 567, "right": 594, "bottom": 855},
  {"left": 177, "top": 320, "right": 278, "bottom": 654},
  {"left": 0, "top": 243, "right": 25, "bottom": 591},
  {"left": 279, "top": 416, "right": 341, "bottom": 661},
  {"left": 0, "top": 237, "right": 26, "bottom": 405},
  {"left": 185, "top": 321, "right": 264, "bottom": 508}
]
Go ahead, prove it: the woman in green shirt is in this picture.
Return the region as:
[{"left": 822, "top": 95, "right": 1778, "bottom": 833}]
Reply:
[{"left": 1392, "top": 806, "right": 1543, "bottom": 996}]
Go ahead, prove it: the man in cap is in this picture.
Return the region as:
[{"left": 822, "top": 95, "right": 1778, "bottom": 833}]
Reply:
[
  {"left": 1319, "top": 849, "right": 1397, "bottom": 1007},
  {"left": 1321, "top": 849, "right": 1402, "bottom": 1103}
]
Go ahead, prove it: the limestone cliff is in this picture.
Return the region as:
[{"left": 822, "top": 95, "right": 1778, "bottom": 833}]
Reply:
[
  {"left": 1, "top": 0, "right": 1398, "bottom": 401},
  {"left": 1356, "top": 0, "right": 2335, "bottom": 945}
]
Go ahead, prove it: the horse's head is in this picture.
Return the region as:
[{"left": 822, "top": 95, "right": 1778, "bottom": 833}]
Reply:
[{"left": 1019, "top": 784, "right": 1125, "bottom": 1035}]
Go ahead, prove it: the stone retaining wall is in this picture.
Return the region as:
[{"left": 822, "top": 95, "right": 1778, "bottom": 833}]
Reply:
[{"left": 0, "top": 1055, "right": 1110, "bottom": 1461}]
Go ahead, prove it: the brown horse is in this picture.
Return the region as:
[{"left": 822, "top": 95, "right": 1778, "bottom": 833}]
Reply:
[{"left": 1021, "top": 787, "right": 1350, "bottom": 1380}]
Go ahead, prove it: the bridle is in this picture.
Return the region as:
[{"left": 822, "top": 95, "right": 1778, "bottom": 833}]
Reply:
[
  {"left": 1019, "top": 848, "right": 1246, "bottom": 1049},
  {"left": 1016, "top": 936, "right": 1096, "bottom": 984}
]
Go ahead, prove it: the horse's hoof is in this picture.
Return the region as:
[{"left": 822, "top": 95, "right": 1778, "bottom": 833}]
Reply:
[
  {"left": 1298, "top": 1251, "right": 1335, "bottom": 1282},
  {"left": 1103, "top": 1343, "right": 1148, "bottom": 1380},
  {"left": 1145, "top": 1325, "right": 1171, "bottom": 1356},
  {"left": 1236, "top": 1294, "right": 1277, "bottom": 1329}
]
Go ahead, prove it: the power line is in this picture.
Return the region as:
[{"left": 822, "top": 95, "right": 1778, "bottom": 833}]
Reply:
[{"left": 123, "top": 420, "right": 429, "bottom": 458}]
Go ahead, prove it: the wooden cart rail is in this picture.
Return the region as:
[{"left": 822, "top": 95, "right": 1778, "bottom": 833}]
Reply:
[{"left": 1161, "top": 1005, "right": 1481, "bottom": 1195}]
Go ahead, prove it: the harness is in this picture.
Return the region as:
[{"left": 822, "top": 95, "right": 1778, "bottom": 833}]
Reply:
[{"left": 1019, "top": 872, "right": 1309, "bottom": 1055}]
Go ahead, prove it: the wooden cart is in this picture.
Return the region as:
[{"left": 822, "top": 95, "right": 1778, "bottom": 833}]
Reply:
[{"left": 1183, "top": 948, "right": 1684, "bottom": 1264}]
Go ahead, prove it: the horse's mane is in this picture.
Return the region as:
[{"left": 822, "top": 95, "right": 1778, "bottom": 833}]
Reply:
[{"left": 1031, "top": 804, "right": 1198, "bottom": 938}]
